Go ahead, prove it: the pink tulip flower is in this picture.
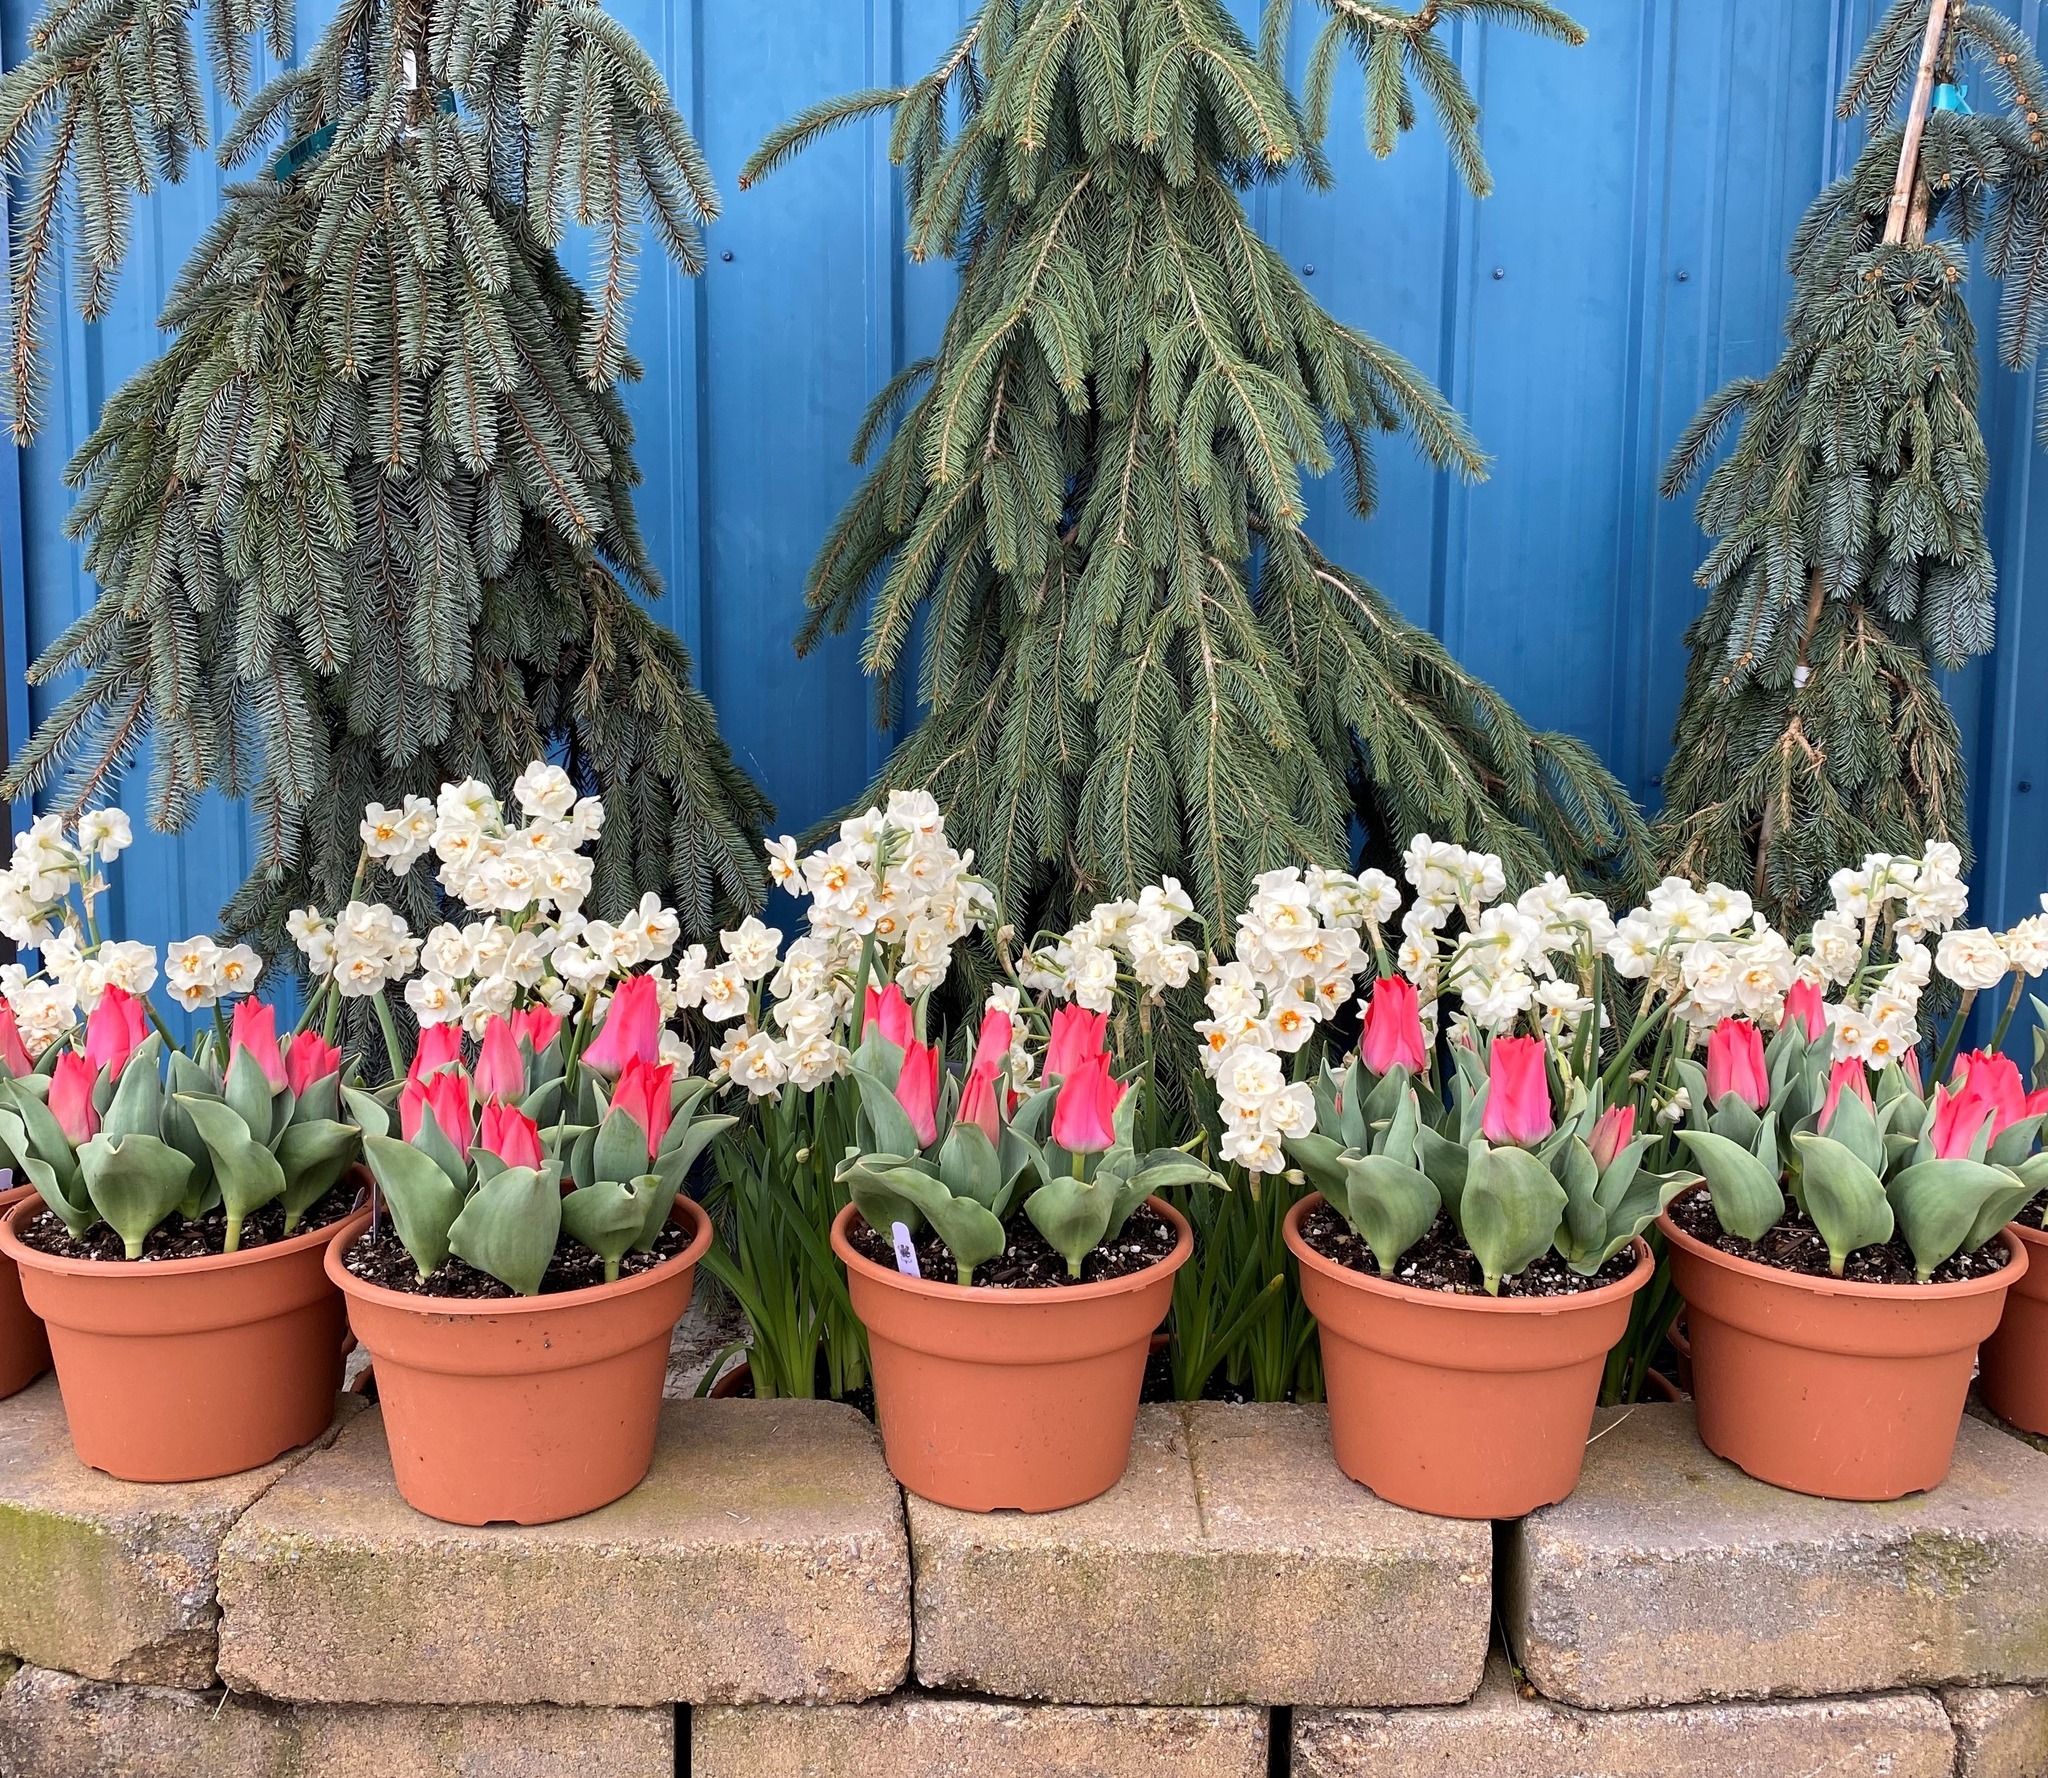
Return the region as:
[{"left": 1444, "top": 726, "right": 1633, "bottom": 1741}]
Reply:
[
  {"left": 284, "top": 1030, "right": 342, "bottom": 1097},
  {"left": 1045, "top": 1004, "right": 1109, "bottom": 1080},
  {"left": 1704, "top": 1017, "right": 1769, "bottom": 1112},
  {"left": 863, "top": 983, "right": 915, "bottom": 1049},
  {"left": 85, "top": 985, "right": 151, "bottom": 1081},
  {"left": 1588, "top": 1103, "right": 1637, "bottom": 1173},
  {"left": 408, "top": 1022, "right": 464, "bottom": 1086},
  {"left": 1358, "top": 975, "right": 1428, "bottom": 1077},
  {"left": 230, "top": 997, "right": 287, "bottom": 1090},
  {"left": 580, "top": 974, "right": 662, "bottom": 1077},
  {"left": 0, "top": 1005, "right": 34, "bottom": 1077},
  {"left": 1819, "top": 1058, "right": 1874, "bottom": 1130},
  {"left": 474, "top": 1017, "right": 525, "bottom": 1103},
  {"left": 48, "top": 1051, "right": 99, "bottom": 1148},
  {"left": 1783, "top": 979, "right": 1827, "bottom": 1042},
  {"left": 611, "top": 1055, "right": 676, "bottom": 1162},
  {"left": 478, "top": 1102, "right": 545, "bottom": 1171},
  {"left": 510, "top": 1006, "right": 564, "bottom": 1056},
  {"left": 1052, "top": 1050, "right": 1125, "bottom": 1154},
  {"left": 957, "top": 1062, "right": 1002, "bottom": 1143},
  {"left": 1480, "top": 1035, "right": 1553, "bottom": 1147}
]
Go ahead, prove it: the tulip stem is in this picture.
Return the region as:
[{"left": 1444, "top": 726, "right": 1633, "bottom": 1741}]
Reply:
[{"left": 224, "top": 1216, "right": 242, "bottom": 1255}]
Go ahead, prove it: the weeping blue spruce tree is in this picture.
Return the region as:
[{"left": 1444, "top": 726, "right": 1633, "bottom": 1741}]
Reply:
[
  {"left": 742, "top": 0, "right": 1649, "bottom": 939},
  {"left": 1659, "top": 0, "right": 2048, "bottom": 931},
  {"left": 0, "top": 0, "right": 770, "bottom": 963}
]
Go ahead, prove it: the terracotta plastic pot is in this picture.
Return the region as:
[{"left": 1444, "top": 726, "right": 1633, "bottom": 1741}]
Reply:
[
  {"left": 1661, "top": 1211, "right": 2026, "bottom": 1500},
  {"left": 0, "top": 1183, "right": 52, "bottom": 1399},
  {"left": 1284, "top": 1193, "right": 1652, "bottom": 1520},
  {"left": 1981, "top": 1221, "right": 2048, "bottom": 1434},
  {"left": 831, "top": 1198, "right": 1190, "bottom": 1512},
  {"left": 329, "top": 1197, "right": 713, "bottom": 1525},
  {"left": 0, "top": 1191, "right": 352, "bottom": 1481}
]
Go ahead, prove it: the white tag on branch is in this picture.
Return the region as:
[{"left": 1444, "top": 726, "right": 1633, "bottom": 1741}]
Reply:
[
  {"left": 891, "top": 1222, "right": 921, "bottom": 1278},
  {"left": 402, "top": 47, "right": 418, "bottom": 90}
]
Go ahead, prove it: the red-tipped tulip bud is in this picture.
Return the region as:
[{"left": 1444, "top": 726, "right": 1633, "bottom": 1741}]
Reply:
[
  {"left": 408, "top": 1021, "right": 463, "bottom": 1086},
  {"left": 957, "top": 1062, "right": 1002, "bottom": 1143},
  {"left": 1358, "top": 975, "right": 1428, "bottom": 1077},
  {"left": 612, "top": 1055, "right": 676, "bottom": 1162},
  {"left": 863, "top": 983, "right": 915, "bottom": 1048},
  {"left": 284, "top": 1029, "right": 343, "bottom": 1097},
  {"left": 230, "top": 997, "right": 286, "bottom": 1091},
  {"left": 895, "top": 1040, "right": 941, "bottom": 1150},
  {"left": 474, "top": 1016, "right": 525, "bottom": 1103},
  {"left": 1480, "top": 1035, "right": 1554, "bottom": 1147},
  {"left": 580, "top": 974, "right": 663, "bottom": 1078},
  {"left": 85, "top": 985, "right": 150, "bottom": 1081},
  {"left": 1819, "top": 1058, "right": 1874, "bottom": 1130},
  {"left": 1045, "top": 1004, "right": 1109, "bottom": 1080},
  {"left": 1783, "top": 979, "right": 1827, "bottom": 1042},
  {"left": 1588, "top": 1103, "right": 1636, "bottom": 1173},
  {"left": 970, "top": 1008, "right": 1014, "bottom": 1077},
  {"left": 1704, "top": 1017, "right": 1769, "bottom": 1112},
  {"left": 510, "top": 1006, "right": 563, "bottom": 1055},
  {"left": 403, "top": 1066, "right": 474, "bottom": 1157},
  {"left": 48, "top": 1051, "right": 98, "bottom": 1147},
  {"left": 478, "top": 1101, "right": 545, "bottom": 1171},
  {"left": 1052, "top": 1050, "right": 1125, "bottom": 1154},
  {"left": 0, "top": 1005, "right": 36, "bottom": 1077}
]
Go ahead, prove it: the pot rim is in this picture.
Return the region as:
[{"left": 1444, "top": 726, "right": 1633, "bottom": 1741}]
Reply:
[
  {"left": 1657, "top": 1209, "right": 2029, "bottom": 1300},
  {"left": 829, "top": 1194, "right": 1192, "bottom": 1303},
  {"left": 2002, "top": 1218, "right": 2048, "bottom": 1253},
  {"left": 325, "top": 1192, "right": 713, "bottom": 1316},
  {"left": 0, "top": 1187, "right": 356, "bottom": 1281},
  {"left": 1284, "top": 1190, "right": 1655, "bottom": 1313}
]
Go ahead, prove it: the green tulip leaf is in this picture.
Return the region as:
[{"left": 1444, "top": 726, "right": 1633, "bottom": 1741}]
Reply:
[
  {"left": 224, "top": 1043, "right": 281, "bottom": 1147},
  {"left": 274, "top": 1118, "right": 363, "bottom": 1232},
  {"left": 1820, "top": 1085, "right": 1886, "bottom": 1178},
  {"left": 175, "top": 1093, "right": 288, "bottom": 1251},
  {"left": 1460, "top": 1140, "right": 1568, "bottom": 1294},
  {"left": 652, "top": 1114, "right": 736, "bottom": 1200},
  {"left": 100, "top": 1036, "right": 165, "bottom": 1142},
  {"left": 362, "top": 1132, "right": 467, "bottom": 1281},
  {"left": 1024, "top": 1171, "right": 1114, "bottom": 1279},
  {"left": 1888, "top": 1158, "right": 2033, "bottom": 1283},
  {"left": 561, "top": 1178, "right": 651, "bottom": 1281},
  {"left": 594, "top": 1104, "right": 655, "bottom": 1187},
  {"left": 449, "top": 1164, "right": 562, "bottom": 1296},
  {"left": 0, "top": 1107, "right": 91, "bottom": 1237},
  {"left": 79, "top": 1133, "right": 194, "bottom": 1259},
  {"left": 1673, "top": 1128, "right": 1786, "bottom": 1242},
  {"left": 937, "top": 1119, "right": 1003, "bottom": 1210},
  {"left": 1415, "top": 1122, "right": 1470, "bottom": 1225},
  {"left": 1792, "top": 1133, "right": 1895, "bottom": 1276},
  {"left": 0, "top": 1076, "right": 82, "bottom": 1193},
  {"left": 841, "top": 1156, "right": 926, "bottom": 1245},
  {"left": 1335, "top": 1153, "right": 1439, "bottom": 1276},
  {"left": 342, "top": 1085, "right": 391, "bottom": 1140}
]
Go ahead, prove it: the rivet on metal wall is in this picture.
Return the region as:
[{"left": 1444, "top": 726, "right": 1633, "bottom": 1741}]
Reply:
[
  {"left": 1302, "top": 264, "right": 1316, "bottom": 275},
  {"left": 1492, "top": 266, "right": 1505, "bottom": 280},
  {"left": 720, "top": 250, "right": 734, "bottom": 263},
  {"left": 2021, "top": 781, "right": 2035, "bottom": 794},
  {"left": 1676, "top": 269, "right": 1690, "bottom": 282}
]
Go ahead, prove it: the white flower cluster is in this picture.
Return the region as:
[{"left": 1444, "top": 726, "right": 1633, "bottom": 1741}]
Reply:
[
  {"left": 0, "top": 810, "right": 130, "bottom": 950},
  {"left": 1196, "top": 867, "right": 1394, "bottom": 1175},
  {"left": 0, "top": 811, "right": 166, "bottom": 1049},
  {"left": 295, "top": 767, "right": 686, "bottom": 1034},
  {"left": 1017, "top": 880, "right": 1202, "bottom": 1010},
  {"left": 712, "top": 792, "right": 997, "bottom": 1098},
  {"left": 1604, "top": 879, "right": 1795, "bottom": 1035},
  {"left": 162, "top": 934, "right": 263, "bottom": 1012}
]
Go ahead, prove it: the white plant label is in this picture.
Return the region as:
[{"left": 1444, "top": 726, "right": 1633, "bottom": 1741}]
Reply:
[{"left": 891, "top": 1222, "right": 921, "bottom": 1278}]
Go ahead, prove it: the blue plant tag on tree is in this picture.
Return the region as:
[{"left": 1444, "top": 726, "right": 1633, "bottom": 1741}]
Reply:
[
  {"left": 891, "top": 1222, "right": 921, "bottom": 1278},
  {"left": 1934, "top": 82, "right": 1971, "bottom": 114}
]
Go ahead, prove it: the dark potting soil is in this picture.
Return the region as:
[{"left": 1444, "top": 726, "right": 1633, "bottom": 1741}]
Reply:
[
  {"left": 342, "top": 1217, "right": 690, "bottom": 1299},
  {"left": 1298, "top": 1202, "right": 1638, "bottom": 1298},
  {"left": 1669, "top": 1184, "right": 2011, "bottom": 1285},
  {"left": 844, "top": 1201, "right": 1179, "bottom": 1289},
  {"left": 2018, "top": 1193, "right": 2047, "bottom": 1232},
  {"left": 17, "top": 1182, "right": 363, "bottom": 1263}
]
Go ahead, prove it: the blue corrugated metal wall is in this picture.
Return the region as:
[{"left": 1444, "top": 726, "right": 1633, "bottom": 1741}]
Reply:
[{"left": 2, "top": 0, "right": 2045, "bottom": 955}]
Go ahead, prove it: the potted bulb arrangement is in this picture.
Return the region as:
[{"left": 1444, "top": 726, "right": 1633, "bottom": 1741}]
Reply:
[
  {"left": 0, "top": 813, "right": 372, "bottom": 1479},
  {"left": 831, "top": 998, "right": 1212, "bottom": 1511},
  {"left": 318, "top": 767, "right": 732, "bottom": 1525},
  {"left": 1659, "top": 849, "right": 2039, "bottom": 1499},
  {"left": 702, "top": 795, "right": 1215, "bottom": 1508},
  {"left": 1981, "top": 1014, "right": 2048, "bottom": 1434},
  {"left": 1283, "top": 1035, "right": 1684, "bottom": 1519}
]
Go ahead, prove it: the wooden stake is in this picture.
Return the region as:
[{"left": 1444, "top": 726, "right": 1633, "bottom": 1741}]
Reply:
[{"left": 1885, "top": 0, "right": 1950, "bottom": 246}]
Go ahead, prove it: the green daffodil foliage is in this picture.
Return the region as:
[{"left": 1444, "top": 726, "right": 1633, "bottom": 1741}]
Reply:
[
  {"left": 0, "top": 993, "right": 361, "bottom": 1258},
  {"left": 1288, "top": 1044, "right": 1695, "bottom": 1296},
  {"left": 356, "top": 990, "right": 733, "bottom": 1296},
  {"left": 1675, "top": 1015, "right": 2041, "bottom": 1281},
  {"left": 839, "top": 1005, "right": 1218, "bottom": 1286}
]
